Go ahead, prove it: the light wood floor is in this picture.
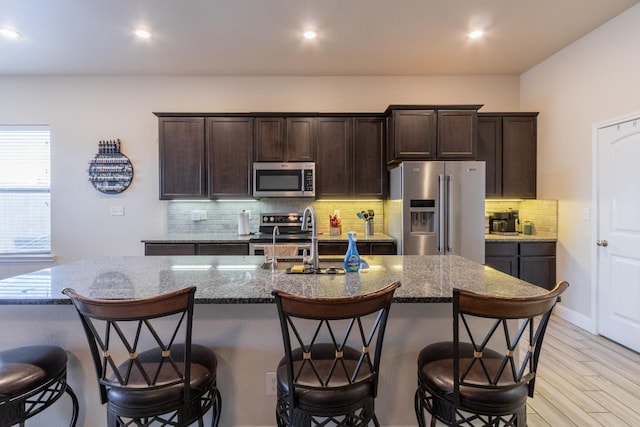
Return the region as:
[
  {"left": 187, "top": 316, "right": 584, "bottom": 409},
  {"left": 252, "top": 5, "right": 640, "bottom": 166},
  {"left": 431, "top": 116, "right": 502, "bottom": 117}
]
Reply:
[
  {"left": 525, "top": 315, "right": 640, "bottom": 426},
  {"left": 428, "top": 315, "right": 640, "bottom": 426}
]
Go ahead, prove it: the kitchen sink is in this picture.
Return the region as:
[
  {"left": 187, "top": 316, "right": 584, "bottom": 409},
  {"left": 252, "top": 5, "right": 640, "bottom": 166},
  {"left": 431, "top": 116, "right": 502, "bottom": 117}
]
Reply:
[{"left": 260, "top": 256, "right": 350, "bottom": 272}]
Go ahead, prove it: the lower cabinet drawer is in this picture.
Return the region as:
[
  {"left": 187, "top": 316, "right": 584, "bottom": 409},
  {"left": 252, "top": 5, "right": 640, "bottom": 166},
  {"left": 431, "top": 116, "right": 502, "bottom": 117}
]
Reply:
[
  {"left": 145, "top": 243, "right": 196, "bottom": 256},
  {"left": 520, "top": 242, "right": 556, "bottom": 256},
  {"left": 485, "top": 242, "right": 518, "bottom": 257},
  {"left": 144, "top": 242, "right": 249, "bottom": 256},
  {"left": 199, "top": 243, "right": 249, "bottom": 255}
]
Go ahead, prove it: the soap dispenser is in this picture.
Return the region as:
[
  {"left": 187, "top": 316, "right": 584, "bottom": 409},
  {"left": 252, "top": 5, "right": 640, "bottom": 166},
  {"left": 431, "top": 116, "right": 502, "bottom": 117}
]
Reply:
[{"left": 344, "top": 231, "right": 361, "bottom": 273}]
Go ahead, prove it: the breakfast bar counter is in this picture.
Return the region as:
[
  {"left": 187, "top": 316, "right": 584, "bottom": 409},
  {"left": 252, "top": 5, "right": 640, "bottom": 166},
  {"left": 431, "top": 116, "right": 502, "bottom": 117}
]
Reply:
[
  {"left": 0, "top": 256, "right": 549, "bottom": 427},
  {"left": 0, "top": 254, "right": 544, "bottom": 305}
]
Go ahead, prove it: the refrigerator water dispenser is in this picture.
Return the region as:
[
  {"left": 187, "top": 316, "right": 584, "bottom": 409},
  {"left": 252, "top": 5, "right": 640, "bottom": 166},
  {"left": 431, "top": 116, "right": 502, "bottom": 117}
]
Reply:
[{"left": 410, "top": 200, "right": 436, "bottom": 234}]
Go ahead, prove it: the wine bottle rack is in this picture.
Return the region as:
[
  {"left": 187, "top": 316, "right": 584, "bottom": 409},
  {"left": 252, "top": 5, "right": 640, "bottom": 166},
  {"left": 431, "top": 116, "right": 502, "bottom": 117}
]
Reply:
[{"left": 88, "top": 139, "right": 134, "bottom": 194}]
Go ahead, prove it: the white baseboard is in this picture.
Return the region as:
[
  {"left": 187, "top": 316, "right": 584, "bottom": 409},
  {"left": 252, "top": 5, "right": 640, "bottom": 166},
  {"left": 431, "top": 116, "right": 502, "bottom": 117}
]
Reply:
[{"left": 554, "top": 303, "right": 597, "bottom": 334}]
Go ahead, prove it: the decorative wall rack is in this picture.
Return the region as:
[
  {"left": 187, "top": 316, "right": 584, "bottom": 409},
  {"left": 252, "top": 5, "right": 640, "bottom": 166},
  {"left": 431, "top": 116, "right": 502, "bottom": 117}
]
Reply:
[{"left": 88, "top": 139, "right": 134, "bottom": 194}]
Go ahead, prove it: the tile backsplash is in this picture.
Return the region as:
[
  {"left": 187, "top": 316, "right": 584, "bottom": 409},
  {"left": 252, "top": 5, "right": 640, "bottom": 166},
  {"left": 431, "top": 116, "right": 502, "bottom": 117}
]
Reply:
[
  {"left": 168, "top": 200, "right": 385, "bottom": 236},
  {"left": 485, "top": 199, "right": 558, "bottom": 236},
  {"left": 168, "top": 198, "right": 557, "bottom": 237}
]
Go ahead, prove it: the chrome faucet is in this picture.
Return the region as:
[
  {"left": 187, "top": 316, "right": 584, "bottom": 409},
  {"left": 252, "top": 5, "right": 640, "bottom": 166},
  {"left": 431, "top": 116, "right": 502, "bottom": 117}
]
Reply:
[
  {"left": 301, "top": 206, "right": 319, "bottom": 271},
  {"left": 271, "top": 225, "right": 280, "bottom": 271}
]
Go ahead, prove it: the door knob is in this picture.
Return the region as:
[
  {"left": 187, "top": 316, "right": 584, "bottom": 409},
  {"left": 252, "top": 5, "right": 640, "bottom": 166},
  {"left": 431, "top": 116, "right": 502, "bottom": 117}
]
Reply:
[{"left": 596, "top": 240, "right": 608, "bottom": 247}]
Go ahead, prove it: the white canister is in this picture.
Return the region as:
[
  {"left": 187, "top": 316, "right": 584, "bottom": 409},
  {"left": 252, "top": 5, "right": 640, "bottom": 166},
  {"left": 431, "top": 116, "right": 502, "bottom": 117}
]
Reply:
[{"left": 237, "top": 211, "right": 250, "bottom": 235}]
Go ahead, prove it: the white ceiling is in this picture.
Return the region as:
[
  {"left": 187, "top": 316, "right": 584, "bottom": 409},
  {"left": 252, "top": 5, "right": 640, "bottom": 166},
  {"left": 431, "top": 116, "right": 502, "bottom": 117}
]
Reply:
[{"left": 0, "top": 0, "right": 637, "bottom": 76}]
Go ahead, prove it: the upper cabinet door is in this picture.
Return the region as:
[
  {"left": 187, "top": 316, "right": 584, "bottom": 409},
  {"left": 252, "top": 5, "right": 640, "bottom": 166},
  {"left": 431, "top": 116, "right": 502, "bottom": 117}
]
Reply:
[
  {"left": 254, "top": 117, "right": 315, "bottom": 162},
  {"left": 501, "top": 115, "right": 537, "bottom": 199},
  {"left": 477, "top": 113, "right": 538, "bottom": 199},
  {"left": 390, "top": 109, "right": 437, "bottom": 160},
  {"left": 254, "top": 117, "right": 284, "bottom": 161},
  {"left": 477, "top": 115, "right": 502, "bottom": 198},
  {"left": 285, "top": 117, "right": 315, "bottom": 161},
  {"left": 207, "top": 117, "right": 253, "bottom": 198},
  {"left": 158, "top": 117, "right": 206, "bottom": 200},
  {"left": 316, "top": 117, "right": 352, "bottom": 197},
  {"left": 437, "top": 110, "right": 477, "bottom": 159},
  {"left": 353, "top": 117, "right": 385, "bottom": 198}
]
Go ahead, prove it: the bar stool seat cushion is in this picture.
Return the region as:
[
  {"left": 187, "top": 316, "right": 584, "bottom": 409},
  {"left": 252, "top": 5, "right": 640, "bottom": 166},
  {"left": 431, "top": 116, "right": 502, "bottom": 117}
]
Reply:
[
  {"left": 276, "top": 343, "right": 374, "bottom": 411},
  {"left": 0, "top": 345, "right": 67, "bottom": 397},
  {"left": 106, "top": 343, "right": 217, "bottom": 410}
]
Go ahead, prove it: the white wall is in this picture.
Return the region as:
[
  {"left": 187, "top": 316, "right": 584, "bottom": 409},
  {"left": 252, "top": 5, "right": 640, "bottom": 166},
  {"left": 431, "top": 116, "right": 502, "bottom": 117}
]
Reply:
[
  {"left": 0, "top": 75, "right": 519, "bottom": 279},
  {"left": 520, "top": 4, "right": 640, "bottom": 330}
]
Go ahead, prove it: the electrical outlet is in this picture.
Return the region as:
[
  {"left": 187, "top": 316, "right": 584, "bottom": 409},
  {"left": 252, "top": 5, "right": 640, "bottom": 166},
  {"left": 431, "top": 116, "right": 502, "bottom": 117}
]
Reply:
[
  {"left": 191, "top": 210, "right": 207, "bottom": 221},
  {"left": 266, "top": 372, "right": 277, "bottom": 395}
]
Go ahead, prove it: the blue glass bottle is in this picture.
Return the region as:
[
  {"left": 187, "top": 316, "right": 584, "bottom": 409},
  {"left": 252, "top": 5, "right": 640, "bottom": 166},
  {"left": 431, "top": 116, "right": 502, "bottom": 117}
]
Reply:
[{"left": 344, "top": 231, "right": 361, "bottom": 273}]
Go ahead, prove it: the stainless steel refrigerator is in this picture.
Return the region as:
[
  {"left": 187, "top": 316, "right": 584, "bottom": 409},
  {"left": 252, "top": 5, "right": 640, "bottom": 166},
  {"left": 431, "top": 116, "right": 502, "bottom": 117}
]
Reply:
[{"left": 384, "top": 161, "right": 485, "bottom": 263}]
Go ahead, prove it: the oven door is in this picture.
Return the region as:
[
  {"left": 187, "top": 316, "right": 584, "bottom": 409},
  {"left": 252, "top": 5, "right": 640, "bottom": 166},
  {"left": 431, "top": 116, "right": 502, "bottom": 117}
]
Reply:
[{"left": 249, "top": 242, "right": 311, "bottom": 258}]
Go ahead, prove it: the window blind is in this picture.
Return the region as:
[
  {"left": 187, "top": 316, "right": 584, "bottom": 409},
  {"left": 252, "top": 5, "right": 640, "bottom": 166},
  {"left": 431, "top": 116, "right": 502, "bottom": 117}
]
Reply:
[{"left": 0, "top": 126, "right": 51, "bottom": 255}]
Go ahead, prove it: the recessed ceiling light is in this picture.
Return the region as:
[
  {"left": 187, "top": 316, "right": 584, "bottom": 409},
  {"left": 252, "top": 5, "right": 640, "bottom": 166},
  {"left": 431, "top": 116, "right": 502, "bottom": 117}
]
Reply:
[
  {"left": 303, "top": 30, "right": 317, "bottom": 40},
  {"left": 468, "top": 30, "right": 484, "bottom": 39},
  {"left": 133, "top": 28, "right": 152, "bottom": 39},
  {"left": 0, "top": 28, "right": 22, "bottom": 39}
]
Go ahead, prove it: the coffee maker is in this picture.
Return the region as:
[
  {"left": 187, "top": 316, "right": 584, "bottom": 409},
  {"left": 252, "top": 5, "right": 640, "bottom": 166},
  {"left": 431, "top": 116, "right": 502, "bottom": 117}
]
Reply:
[{"left": 489, "top": 210, "right": 519, "bottom": 234}]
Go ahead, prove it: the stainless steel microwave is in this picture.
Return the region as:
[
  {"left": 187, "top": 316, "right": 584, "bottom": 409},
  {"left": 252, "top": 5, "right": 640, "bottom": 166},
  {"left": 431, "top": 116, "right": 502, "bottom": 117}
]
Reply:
[{"left": 253, "top": 162, "right": 315, "bottom": 198}]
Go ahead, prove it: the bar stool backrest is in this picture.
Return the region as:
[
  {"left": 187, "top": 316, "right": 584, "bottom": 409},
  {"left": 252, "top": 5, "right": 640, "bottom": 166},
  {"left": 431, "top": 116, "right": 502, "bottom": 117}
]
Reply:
[
  {"left": 273, "top": 281, "right": 400, "bottom": 402},
  {"left": 453, "top": 281, "right": 570, "bottom": 402},
  {"left": 62, "top": 287, "right": 195, "bottom": 404}
]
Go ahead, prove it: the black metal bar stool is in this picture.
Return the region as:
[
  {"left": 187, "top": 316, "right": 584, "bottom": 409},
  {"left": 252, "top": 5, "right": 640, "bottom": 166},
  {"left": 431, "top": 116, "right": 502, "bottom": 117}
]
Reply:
[
  {"left": 272, "top": 281, "right": 400, "bottom": 427},
  {"left": 63, "top": 286, "right": 221, "bottom": 427},
  {"left": 0, "top": 345, "right": 79, "bottom": 426},
  {"left": 414, "top": 281, "right": 569, "bottom": 427}
]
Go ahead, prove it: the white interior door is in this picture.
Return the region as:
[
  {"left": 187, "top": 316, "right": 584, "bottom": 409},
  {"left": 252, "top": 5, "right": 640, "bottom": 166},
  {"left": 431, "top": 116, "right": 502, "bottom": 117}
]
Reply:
[{"left": 596, "top": 117, "right": 640, "bottom": 352}]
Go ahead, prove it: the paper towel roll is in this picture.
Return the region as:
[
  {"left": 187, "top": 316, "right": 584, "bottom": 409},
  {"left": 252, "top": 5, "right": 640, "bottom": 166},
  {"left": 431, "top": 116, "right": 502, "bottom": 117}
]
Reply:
[{"left": 237, "top": 211, "right": 250, "bottom": 235}]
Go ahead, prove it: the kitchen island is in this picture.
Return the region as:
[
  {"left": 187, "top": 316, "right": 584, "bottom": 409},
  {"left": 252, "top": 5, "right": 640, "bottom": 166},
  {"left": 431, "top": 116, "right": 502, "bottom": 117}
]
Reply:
[{"left": 0, "top": 255, "right": 548, "bottom": 427}]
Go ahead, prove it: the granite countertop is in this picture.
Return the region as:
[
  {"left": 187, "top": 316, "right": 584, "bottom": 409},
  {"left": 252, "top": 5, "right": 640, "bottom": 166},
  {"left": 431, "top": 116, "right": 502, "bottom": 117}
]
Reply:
[
  {"left": 485, "top": 233, "right": 557, "bottom": 242},
  {"left": 141, "top": 232, "right": 397, "bottom": 243},
  {"left": 0, "top": 255, "right": 546, "bottom": 305}
]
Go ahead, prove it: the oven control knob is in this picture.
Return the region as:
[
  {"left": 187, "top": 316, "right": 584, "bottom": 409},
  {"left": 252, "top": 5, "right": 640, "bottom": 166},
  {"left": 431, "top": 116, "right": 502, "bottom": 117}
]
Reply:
[{"left": 270, "top": 216, "right": 275, "bottom": 222}]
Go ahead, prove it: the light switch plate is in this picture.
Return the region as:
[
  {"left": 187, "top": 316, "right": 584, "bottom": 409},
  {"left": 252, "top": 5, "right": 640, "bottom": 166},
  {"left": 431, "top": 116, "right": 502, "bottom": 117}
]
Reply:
[
  {"left": 110, "top": 205, "right": 124, "bottom": 216},
  {"left": 582, "top": 208, "right": 590, "bottom": 221}
]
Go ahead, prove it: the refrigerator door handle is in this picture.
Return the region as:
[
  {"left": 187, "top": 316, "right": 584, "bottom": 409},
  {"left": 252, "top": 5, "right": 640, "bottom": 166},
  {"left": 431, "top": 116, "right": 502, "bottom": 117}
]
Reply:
[
  {"left": 447, "top": 174, "right": 453, "bottom": 253},
  {"left": 438, "top": 174, "right": 446, "bottom": 254}
]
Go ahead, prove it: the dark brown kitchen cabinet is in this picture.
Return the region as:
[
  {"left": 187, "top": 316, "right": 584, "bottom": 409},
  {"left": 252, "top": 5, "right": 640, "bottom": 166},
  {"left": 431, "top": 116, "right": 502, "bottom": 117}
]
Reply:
[
  {"left": 318, "top": 241, "right": 396, "bottom": 256},
  {"left": 316, "top": 116, "right": 385, "bottom": 198},
  {"left": 207, "top": 117, "right": 253, "bottom": 197},
  {"left": 385, "top": 105, "right": 481, "bottom": 164},
  {"left": 318, "top": 241, "right": 368, "bottom": 256},
  {"left": 477, "top": 113, "right": 538, "bottom": 199},
  {"left": 197, "top": 243, "right": 249, "bottom": 255},
  {"left": 145, "top": 243, "right": 197, "bottom": 256},
  {"left": 144, "top": 242, "right": 249, "bottom": 256},
  {"left": 437, "top": 110, "right": 477, "bottom": 158},
  {"left": 485, "top": 242, "right": 518, "bottom": 276},
  {"left": 158, "top": 117, "right": 206, "bottom": 199},
  {"left": 387, "top": 109, "right": 436, "bottom": 160},
  {"left": 485, "top": 241, "right": 556, "bottom": 290},
  {"left": 519, "top": 242, "right": 556, "bottom": 291},
  {"left": 316, "top": 117, "right": 351, "bottom": 196},
  {"left": 254, "top": 117, "right": 315, "bottom": 162},
  {"left": 353, "top": 117, "right": 385, "bottom": 197},
  {"left": 369, "top": 242, "right": 397, "bottom": 255}
]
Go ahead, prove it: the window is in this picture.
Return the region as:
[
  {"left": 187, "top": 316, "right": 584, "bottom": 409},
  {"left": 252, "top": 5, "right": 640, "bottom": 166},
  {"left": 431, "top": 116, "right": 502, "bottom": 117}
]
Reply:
[{"left": 0, "top": 126, "right": 51, "bottom": 256}]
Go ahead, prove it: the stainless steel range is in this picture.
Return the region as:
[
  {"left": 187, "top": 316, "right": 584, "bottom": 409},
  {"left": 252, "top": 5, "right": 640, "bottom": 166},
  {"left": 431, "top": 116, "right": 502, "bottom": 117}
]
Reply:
[{"left": 248, "top": 212, "right": 312, "bottom": 256}]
